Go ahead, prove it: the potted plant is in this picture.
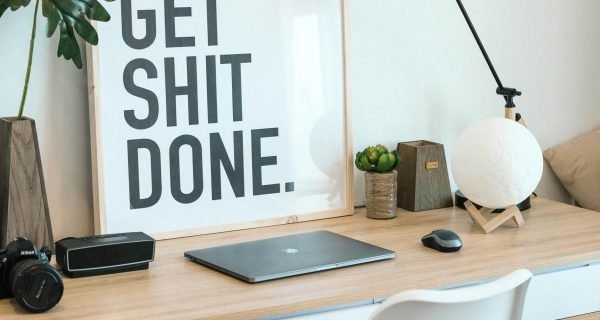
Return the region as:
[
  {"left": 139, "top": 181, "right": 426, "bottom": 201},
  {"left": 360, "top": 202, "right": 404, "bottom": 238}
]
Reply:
[
  {"left": 355, "top": 145, "right": 402, "bottom": 219},
  {"left": 0, "top": 0, "right": 112, "bottom": 249}
]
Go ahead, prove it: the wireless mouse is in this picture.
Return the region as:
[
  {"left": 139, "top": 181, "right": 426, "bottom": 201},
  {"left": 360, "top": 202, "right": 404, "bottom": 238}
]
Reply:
[{"left": 421, "top": 229, "right": 463, "bottom": 252}]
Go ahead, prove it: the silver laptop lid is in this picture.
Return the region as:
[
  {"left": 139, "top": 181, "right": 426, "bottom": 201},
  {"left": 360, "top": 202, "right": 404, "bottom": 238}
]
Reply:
[{"left": 184, "top": 230, "right": 395, "bottom": 283}]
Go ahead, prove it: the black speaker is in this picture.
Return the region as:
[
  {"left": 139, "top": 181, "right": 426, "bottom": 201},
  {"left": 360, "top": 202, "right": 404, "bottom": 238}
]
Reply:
[{"left": 55, "top": 232, "right": 155, "bottom": 278}]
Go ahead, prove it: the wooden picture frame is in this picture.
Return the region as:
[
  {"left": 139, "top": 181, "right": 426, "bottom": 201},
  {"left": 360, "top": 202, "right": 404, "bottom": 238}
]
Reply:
[{"left": 87, "top": 0, "right": 352, "bottom": 239}]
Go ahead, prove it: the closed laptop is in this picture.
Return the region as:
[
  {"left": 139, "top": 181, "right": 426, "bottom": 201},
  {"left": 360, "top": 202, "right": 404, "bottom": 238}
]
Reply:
[{"left": 184, "top": 230, "right": 395, "bottom": 283}]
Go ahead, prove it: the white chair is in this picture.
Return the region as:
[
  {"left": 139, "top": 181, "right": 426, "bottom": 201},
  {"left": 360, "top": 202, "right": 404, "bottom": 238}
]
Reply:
[{"left": 369, "top": 269, "right": 533, "bottom": 320}]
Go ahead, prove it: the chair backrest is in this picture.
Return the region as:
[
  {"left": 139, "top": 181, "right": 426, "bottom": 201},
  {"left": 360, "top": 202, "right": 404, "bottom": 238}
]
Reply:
[{"left": 369, "top": 269, "right": 533, "bottom": 320}]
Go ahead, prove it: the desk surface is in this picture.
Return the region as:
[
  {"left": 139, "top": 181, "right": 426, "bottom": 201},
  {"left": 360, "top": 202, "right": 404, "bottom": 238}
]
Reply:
[{"left": 1, "top": 198, "right": 599, "bottom": 319}]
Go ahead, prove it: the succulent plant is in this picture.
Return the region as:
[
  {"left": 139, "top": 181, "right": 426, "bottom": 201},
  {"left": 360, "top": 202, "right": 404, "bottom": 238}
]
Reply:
[{"left": 355, "top": 144, "right": 401, "bottom": 173}]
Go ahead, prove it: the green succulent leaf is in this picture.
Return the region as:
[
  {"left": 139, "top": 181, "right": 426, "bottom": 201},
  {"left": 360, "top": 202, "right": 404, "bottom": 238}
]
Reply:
[
  {"left": 367, "top": 148, "right": 379, "bottom": 163},
  {"left": 42, "top": 0, "right": 113, "bottom": 68},
  {"left": 359, "top": 154, "right": 375, "bottom": 172},
  {"left": 355, "top": 151, "right": 372, "bottom": 172},
  {"left": 355, "top": 152, "right": 364, "bottom": 170},
  {"left": 392, "top": 150, "right": 402, "bottom": 168},
  {"left": 387, "top": 152, "right": 397, "bottom": 170},
  {"left": 375, "top": 144, "right": 388, "bottom": 155},
  {"left": 0, "top": 0, "right": 31, "bottom": 18},
  {"left": 375, "top": 153, "right": 392, "bottom": 172}
]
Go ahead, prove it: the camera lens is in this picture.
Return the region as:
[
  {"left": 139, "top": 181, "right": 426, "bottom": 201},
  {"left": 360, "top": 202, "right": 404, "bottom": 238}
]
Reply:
[{"left": 8, "top": 259, "right": 64, "bottom": 313}]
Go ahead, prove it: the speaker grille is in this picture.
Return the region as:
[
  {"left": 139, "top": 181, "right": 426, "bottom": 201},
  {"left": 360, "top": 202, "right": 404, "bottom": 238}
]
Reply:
[{"left": 68, "top": 242, "right": 154, "bottom": 270}]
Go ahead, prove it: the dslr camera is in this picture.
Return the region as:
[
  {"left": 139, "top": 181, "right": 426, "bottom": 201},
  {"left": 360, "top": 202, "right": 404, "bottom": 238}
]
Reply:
[{"left": 0, "top": 237, "right": 63, "bottom": 313}]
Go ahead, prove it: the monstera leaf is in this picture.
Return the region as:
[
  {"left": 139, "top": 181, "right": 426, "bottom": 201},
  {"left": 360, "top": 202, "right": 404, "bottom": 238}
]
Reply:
[
  {"left": 42, "top": 0, "right": 113, "bottom": 68},
  {"left": 0, "top": 0, "right": 32, "bottom": 17}
]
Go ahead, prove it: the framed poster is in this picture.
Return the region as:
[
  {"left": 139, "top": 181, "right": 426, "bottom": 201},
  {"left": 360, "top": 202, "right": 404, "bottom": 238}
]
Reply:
[{"left": 88, "top": 0, "right": 352, "bottom": 239}]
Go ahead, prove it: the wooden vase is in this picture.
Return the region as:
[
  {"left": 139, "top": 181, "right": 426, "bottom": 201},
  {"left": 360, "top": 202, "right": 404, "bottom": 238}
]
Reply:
[
  {"left": 365, "top": 171, "right": 397, "bottom": 219},
  {"left": 396, "top": 140, "right": 453, "bottom": 212},
  {"left": 0, "top": 117, "right": 53, "bottom": 249}
]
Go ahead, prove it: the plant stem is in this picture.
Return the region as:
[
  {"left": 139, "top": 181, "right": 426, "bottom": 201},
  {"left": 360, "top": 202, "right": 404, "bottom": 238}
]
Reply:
[{"left": 17, "top": 0, "right": 40, "bottom": 120}]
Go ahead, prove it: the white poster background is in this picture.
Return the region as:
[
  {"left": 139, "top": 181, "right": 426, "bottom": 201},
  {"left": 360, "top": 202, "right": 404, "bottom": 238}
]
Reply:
[{"left": 93, "top": 0, "right": 348, "bottom": 235}]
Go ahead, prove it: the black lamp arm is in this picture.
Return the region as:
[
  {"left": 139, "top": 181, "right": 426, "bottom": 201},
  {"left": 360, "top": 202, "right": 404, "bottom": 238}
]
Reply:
[{"left": 456, "top": 0, "right": 521, "bottom": 104}]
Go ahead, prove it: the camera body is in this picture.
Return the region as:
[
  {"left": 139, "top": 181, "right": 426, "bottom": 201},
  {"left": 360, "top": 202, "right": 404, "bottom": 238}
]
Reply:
[{"left": 0, "top": 237, "right": 63, "bottom": 313}]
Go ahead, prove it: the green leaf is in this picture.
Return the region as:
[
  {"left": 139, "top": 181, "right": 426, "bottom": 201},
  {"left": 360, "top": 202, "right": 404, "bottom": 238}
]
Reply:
[
  {"left": 376, "top": 153, "right": 391, "bottom": 173},
  {"left": 0, "top": 4, "right": 8, "bottom": 17},
  {"left": 355, "top": 152, "right": 363, "bottom": 171},
  {"left": 57, "top": 18, "right": 83, "bottom": 68},
  {"left": 10, "top": 0, "right": 30, "bottom": 9},
  {"left": 43, "top": 0, "right": 59, "bottom": 36},
  {"left": 359, "top": 154, "right": 375, "bottom": 172},
  {"left": 367, "top": 148, "right": 379, "bottom": 163},
  {"left": 41, "top": 0, "right": 113, "bottom": 68},
  {"left": 392, "top": 150, "right": 402, "bottom": 168},
  {"left": 387, "top": 153, "right": 396, "bottom": 170},
  {"left": 375, "top": 144, "right": 388, "bottom": 156},
  {"left": 0, "top": 0, "right": 31, "bottom": 18}
]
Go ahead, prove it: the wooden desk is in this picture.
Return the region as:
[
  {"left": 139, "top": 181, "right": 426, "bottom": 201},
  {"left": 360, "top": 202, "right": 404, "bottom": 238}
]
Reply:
[{"left": 1, "top": 198, "right": 599, "bottom": 319}]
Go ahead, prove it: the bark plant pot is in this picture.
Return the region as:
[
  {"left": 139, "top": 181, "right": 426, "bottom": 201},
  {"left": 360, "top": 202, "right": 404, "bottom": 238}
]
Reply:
[
  {"left": 0, "top": 117, "right": 53, "bottom": 249},
  {"left": 365, "top": 170, "right": 398, "bottom": 219}
]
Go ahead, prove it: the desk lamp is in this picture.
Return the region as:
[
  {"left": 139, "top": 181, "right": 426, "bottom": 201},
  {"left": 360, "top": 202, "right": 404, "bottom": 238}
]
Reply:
[{"left": 450, "top": 0, "right": 543, "bottom": 233}]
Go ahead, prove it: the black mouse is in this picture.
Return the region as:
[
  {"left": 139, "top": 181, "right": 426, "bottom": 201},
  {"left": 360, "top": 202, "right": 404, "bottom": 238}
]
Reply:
[{"left": 421, "top": 229, "right": 463, "bottom": 252}]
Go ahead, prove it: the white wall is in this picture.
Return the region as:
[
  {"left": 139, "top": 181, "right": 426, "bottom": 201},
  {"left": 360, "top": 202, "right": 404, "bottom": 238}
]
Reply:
[
  {"left": 347, "top": 0, "right": 600, "bottom": 205},
  {"left": 0, "top": 1, "right": 598, "bottom": 240}
]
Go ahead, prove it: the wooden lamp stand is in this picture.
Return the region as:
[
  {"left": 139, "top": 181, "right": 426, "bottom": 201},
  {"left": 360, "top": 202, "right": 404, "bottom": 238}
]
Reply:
[
  {"left": 464, "top": 201, "right": 524, "bottom": 233},
  {"left": 456, "top": 0, "right": 532, "bottom": 234}
]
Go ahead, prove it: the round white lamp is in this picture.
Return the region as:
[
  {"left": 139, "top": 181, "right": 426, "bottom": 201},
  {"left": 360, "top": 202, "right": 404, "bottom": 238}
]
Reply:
[{"left": 452, "top": 117, "right": 543, "bottom": 233}]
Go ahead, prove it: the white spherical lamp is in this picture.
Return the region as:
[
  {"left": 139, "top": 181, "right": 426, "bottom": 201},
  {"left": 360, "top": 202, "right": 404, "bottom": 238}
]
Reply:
[{"left": 452, "top": 118, "right": 543, "bottom": 209}]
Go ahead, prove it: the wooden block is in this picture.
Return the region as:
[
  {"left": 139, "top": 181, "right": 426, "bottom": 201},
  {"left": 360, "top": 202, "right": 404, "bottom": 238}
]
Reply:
[
  {"left": 465, "top": 201, "right": 489, "bottom": 228},
  {"left": 512, "top": 207, "right": 525, "bottom": 227},
  {"left": 0, "top": 117, "right": 53, "bottom": 250},
  {"left": 482, "top": 206, "right": 520, "bottom": 233},
  {"left": 465, "top": 201, "right": 524, "bottom": 233},
  {"left": 396, "top": 140, "right": 453, "bottom": 211},
  {"left": 479, "top": 207, "right": 494, "bottom": 215}
]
